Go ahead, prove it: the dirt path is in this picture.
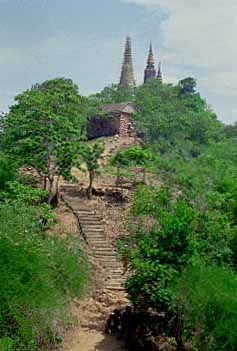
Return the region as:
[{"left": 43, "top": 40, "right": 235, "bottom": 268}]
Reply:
[
  {"left": 55, "top": 136, "right": 136, "bottom": 351},
  {"left": 61, "top": 328, "right": 124, "bottom": 351}
]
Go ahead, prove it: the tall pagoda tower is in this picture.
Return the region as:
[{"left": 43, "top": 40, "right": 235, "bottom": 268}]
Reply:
[
  {"left": 144, "top": 44, "right": 156, "bottom": 83},
  {"left": 119, "top": 36, "right": 135, "bottom": 90},
  {"left": 157, "top": 61, "right": 162, "bottom": 82}
]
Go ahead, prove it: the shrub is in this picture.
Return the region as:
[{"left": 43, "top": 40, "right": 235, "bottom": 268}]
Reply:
[
  {"left": 0, "top": 202, "right": 89, "bottom": 350},
  {"left": 174, "top": 263, "right": 237, "bottom": 350}
]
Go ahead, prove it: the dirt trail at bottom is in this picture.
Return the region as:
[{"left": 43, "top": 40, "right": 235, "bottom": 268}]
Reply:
[{"left": 62, "top": 328, "right": 124, "bottom": 351}]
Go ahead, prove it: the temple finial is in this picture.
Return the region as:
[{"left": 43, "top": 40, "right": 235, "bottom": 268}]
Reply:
[
  {"left": 144, "top": 43, "right": 156, "bottom": 83},
  {"left": 119, "top": 36, "right": 135, "bottom": 90},
  {"left": 157, "top": 61, "right": 163, "bottom": 83}
]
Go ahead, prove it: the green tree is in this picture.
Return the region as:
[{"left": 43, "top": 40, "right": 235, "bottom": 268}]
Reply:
[
  {"left": 80, "top": 143, "right": 104, "bottom": 199},
  {"left": 134, "top": 78, "right": 223, "bottom": 155},
  {"left": 2, "top": 78, "right": 87, "bottom": 203},
  {"left": 110, "top": 146, "right": 152, "bottom": 185},
  {"left": 0, "top": 153, "right": 16, "bottom": 192},
  {"left": 178, "top": 77, "right": 197, "bottom": 96},
  {"left": 91, "top": 83, "right": 134, "bottom": 103}
]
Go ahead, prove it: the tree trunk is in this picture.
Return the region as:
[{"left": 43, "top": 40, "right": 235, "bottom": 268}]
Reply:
[
  {"left": 174, "top": 309, "right": 185, "bottom": 351},
  {"left": 55, "top": 175, "right": 60, "bottom": 196},
  {"left": 142, "top": 168, "right": 147, "bottom": 185},
  {"left": 43, "top": 175, "right": 47, "bottom": 190},
  {"left": 87, "top": 171, "right": 94, "bottom": 199},
  {"left": 116, "top": 167, "right": 121, "bottom": 186},
  {"left": 48, "top": 176, "right": 54, "bottom": 204}
]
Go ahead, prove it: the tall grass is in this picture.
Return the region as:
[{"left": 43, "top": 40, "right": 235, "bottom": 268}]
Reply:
[{"left": 0, "top": 202, "right": 90, "bottom": 350}]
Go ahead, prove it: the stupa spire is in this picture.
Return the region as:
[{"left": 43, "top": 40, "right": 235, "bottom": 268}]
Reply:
[
  {"left": 157, "top": 61, "right": 163, "bottom": 82},
  {"left": 144, "top": 43, "right": 156, "bottom": 83},
  {"left": 119, "top": 36, "right": 135, "bottom": 90}
]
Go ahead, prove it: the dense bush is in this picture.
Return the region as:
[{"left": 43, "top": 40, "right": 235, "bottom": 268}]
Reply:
[
  {"left": 174, "top": 263, "right": 237, "bottom": 351},
  {"left": 0, "top": 202, "right": 89, "bottom": 350},
  {"left": 121, "top": 139, "right": 237, "bottom": 349},
  {"left": 134, "top": 79, "right": 224, "bottom": 155},
  {"left": 0, "top": 153, "right": 16, "bottom": 192}
]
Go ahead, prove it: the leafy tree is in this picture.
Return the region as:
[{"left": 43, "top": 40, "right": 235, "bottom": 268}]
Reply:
[
  {"left": 110, "top": 146, "right": 152, "bottom": 185},
  {"left": 2, "top": 78, "right": 87, "bottom": 203},
  {"left": 80, "top": 143, "right": 104, "bottom": 199},
  {"left": 224, "top": 122, "right": 237, "bottom": 138},
  {"left": 122, "top": 186, "right": 195, "bottom": 310},
  {"left": 91, "top": 83, "right": 134, "bottom": 103},
  {"left": 178, "top": 77, "right": 197, "bottom": 96},
  {"left": 134, "top": 78, "right": 223, "bottom": 155},
  {"left": 0, "top": 153, "right": 16, "bottom": 191}
]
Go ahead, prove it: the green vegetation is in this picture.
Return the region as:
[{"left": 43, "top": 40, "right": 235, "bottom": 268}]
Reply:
[
  {"left": 1, "top": 72, "right": 237, "bottom": 350},
  {"left": 0, "top": 202, "right": 89, "bottom": 350},
  {"left": 134, "top": 79, "right": 223, "bottom": 156},
  {"left": 110, "top": 146, "right": 152, "bottom": 185},
  {"left": 0, "top": 77, "right": 91, "bottom": 350},
  {"left": 1, "top": 78, "right": 87, "bottom": 203},
  {"left": 80, "top": 142, "right": 104, "bottom": 198},
  {"left": 115, "top": 78, "right": 237, "bottom": 350},
  {"left": 90, "top": 83, "right": 134, "bottom": 104}
]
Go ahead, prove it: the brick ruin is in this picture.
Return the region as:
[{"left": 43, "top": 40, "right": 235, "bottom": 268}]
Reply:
[
  {"left": 87, "top": 37, "right": 163, "bottom": 140},
  {"left": 87, "top": 102, "right": 136, "bottom": 140}
]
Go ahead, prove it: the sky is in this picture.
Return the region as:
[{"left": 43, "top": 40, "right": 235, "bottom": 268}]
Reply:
[{"left": 0, "top": 0, "right": 236, "bottom": 124}]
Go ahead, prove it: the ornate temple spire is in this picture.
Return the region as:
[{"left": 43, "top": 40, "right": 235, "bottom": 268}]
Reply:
[
  {"left": 144, "top": 43, "right": 156, "bottom": 84},
  {"left": 119, "top": 36, "right": 135, "bottom": 90},
  {"left": 157, "top": 61, "right": 163, "bottom": 82}
]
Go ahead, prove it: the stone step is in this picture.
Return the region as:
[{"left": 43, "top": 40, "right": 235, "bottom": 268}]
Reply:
[
  {"left": 106, "top": 275, "right": 125, "bottom": 280},
  {"left": 91, "top": 247, "right": 112, "bottom": 252},
  {"left": 90, "top": 243, "right": 112, "bottom": 248},
  {"left": 76, "top": 209, "right": 98, "bottom": 214},
  {"left": 92, "top": 249, "right": 115, "bottom": 255},
  {"left": 85, "top": 231, "right": 105, "bottom": 236},
  {"left": 79, "top": 219, "right": 102, "bottom": 224},
  {"left": 106, "top": 284, "right": 125, "bottom": 290},
  {"left": 107, "top": 269, "right": 124, "bottom": 274},
  {"left": 86, "top": 239, "right": 108, "bottom": 243},
  {"left": 95, "top": 252, "right": 118, "bottom": 257},
  {"left": 107, "top": 279, "right": 125, "bottom": 284},
  {"left": 80, "top": 222, "right": 103, "bottom": 226},
  {"left": 76, "top": 212, "right": 102, "bottom": 221},
  {"left": 86, "top": 235, "right": 106, "bottom": 240},
  {"left": 81, "top": 226, "right": 104, "bottom": 232}
]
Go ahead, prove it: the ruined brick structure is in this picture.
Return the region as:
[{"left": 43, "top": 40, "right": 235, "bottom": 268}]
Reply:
[
  {"left": 103, "top": 102, "right": 136, "bottom": 137},
  {"left": 87, "top": 37, "right": 163, "bottom": 139},
  {"left": 87, "top": 102, "right": 135, "bottom": 140}
]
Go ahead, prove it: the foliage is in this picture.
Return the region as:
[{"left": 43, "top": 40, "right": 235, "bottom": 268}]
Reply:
[
  {"left": 91, "top": 83, "right": 134, "bottom": 104},
  {"left": 0, "top": 202, "right": 89, "bottom": 351},
  {"left": 123, "top": 186, "right": 195, "bottom": 310},
  {"left": 110, "top": 146, "right": 153, "bottom": 184},
  {"left": 134, "top": 78, "right": 223, "bottom": 155},
  {"left": 80, "top": 142, "right": 104, "bottom": 198},
  {"left": 224, "top": 122, "right": 237, "bottom": 138},
  {"left": 174, "top": 263, "right": 237, "bottom": 351},
  {"left": 0, "top": 153, "right": 16, "bottom": 191},
  {"left": 178, "top": 77, "right": 197, "bottom": 96},
  {"left": 1, "top": 77, "right": 87, "bottom": 203}
]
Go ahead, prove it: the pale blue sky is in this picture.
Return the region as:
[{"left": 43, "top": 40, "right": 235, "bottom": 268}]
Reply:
[{"left": 0, "top": 0, "right": 236, "bottom": 123}]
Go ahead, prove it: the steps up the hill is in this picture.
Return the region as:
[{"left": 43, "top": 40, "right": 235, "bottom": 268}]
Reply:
[{"left": 61, "top": 185, "right": 126, "bottom": 290}]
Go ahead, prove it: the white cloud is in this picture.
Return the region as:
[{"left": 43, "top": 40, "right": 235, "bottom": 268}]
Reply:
[{"left": 123, "top": 0, "right": 237, "bottom": 123}]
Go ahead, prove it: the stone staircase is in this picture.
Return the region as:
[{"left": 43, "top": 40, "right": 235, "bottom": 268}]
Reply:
[{"left": 61, "top": 185, "right": 126, "bottom": 290}]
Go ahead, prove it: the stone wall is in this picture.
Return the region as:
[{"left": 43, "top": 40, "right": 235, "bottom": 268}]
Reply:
[
  {"left": 87, "top": 114, "right": 120, "bottom": 140},
  {"left": 119, "top": 113, "right": 130, "bottom": 137}
]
